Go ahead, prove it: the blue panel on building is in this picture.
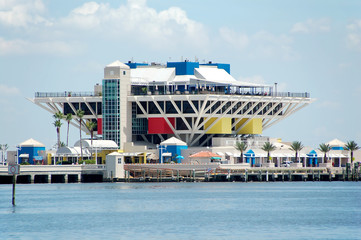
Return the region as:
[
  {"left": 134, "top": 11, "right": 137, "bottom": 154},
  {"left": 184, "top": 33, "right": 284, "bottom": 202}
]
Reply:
[
  {"left": 18, "top": 146, "right": 45, "bottom": 164},
  {"left": 125, "top": 62, "right": 149, "bottom": 69},
  {"left": 200, "top": 63, "right": 231, "bottom": 74},
  {"left": 167, "top": 62, "right": 199, "bottom": 75},
  {"left": 331, "top": 147, "right": 344, "bottom": 150},
  {"left": 159, "top": 145, "right": 188, "bottom": 163}
]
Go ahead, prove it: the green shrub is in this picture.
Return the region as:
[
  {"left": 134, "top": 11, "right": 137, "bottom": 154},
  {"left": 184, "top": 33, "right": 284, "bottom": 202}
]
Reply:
[{"left": 79, "top": 159, "right": 95, "bottom": 164}]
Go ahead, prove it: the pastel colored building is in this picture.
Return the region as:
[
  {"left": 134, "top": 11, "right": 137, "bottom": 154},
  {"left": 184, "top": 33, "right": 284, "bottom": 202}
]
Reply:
[
  {"left": 189, "top": 151, "right": 222, "bottom": 164},
  {"left": 30, "top": 60, "right": 313, "bottom": 150},
  {"left": 159, "top": 137, "right": 188, "bottom": 163},
  {"left": 18, "top": 138, "right": 46, "bottom": 165}
]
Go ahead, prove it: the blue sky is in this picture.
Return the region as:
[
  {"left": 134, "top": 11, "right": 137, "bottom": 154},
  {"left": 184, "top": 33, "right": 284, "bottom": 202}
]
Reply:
[{"left": 1, "top": 0, "right": 361, "bottom": 150}]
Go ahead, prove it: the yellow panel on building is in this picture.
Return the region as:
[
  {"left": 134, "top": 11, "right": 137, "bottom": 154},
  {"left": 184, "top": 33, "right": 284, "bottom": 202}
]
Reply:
[
  {"left": 236, "top": 118, "right": 263, "bottom": 134},
  {"left": 204, "top": 117, "right": 232, "bottom": 134}
]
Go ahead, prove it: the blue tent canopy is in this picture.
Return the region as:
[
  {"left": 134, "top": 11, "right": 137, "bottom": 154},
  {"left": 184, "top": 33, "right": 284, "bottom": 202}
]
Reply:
[
  {"left": 245, "top": 149, "right": 255, "bottom": 166},
  {"left": 244, "top": 149, "right": 255, "bottom": 157},
  {"left": 307, "top": 150, "right": 318, "bottom": 166},
  {"left": 307, "top": 150, "right": 317, "bottom": 157}
]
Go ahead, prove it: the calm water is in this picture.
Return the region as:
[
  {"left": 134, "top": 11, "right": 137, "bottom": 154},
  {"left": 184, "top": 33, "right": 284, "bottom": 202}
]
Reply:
[{"left": 0, "top": 182, "right": 360, "bottom": 240}]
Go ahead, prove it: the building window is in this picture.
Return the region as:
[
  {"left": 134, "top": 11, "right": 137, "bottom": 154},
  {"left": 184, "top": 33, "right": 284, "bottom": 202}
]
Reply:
[
  {"left": 118, "top": 158, "right": 122, "bottom": 164},
  {"left": 123, "top": 71, "right": 126, "bottom": 75}
]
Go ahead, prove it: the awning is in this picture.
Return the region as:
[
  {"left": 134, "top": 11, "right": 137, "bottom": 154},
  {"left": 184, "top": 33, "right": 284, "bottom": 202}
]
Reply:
[
  {"left": 216, "top": 152, "right": 224, "bottom": 156},
  {"left": 162, "top": 153, "right": 172, "bottom": 157},
  {"left": 233, "top": 153, "right": 241, "bottom": 157},
  {"left": 118, "top": 152, "right": 143, "bottom": 157},
  {"left": 329, "top": 154, "right": 346, "bottom": 158},
  {"left": 225, "top": 152, "right": 233, "bottom": 156},
  {"left": 33, "top": 156, "right": 43, "bottom": 160},
  {"left": 19, "top": 154, "right": 29, "bottom": 158},
  {"left": 211, "top": 157, "right": 221, "bottom": 160}
]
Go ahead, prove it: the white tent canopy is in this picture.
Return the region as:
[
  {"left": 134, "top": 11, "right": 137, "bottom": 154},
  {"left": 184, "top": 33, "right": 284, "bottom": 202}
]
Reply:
[
  {"left": 19, "top": 138, "right": 45, "bottom": 147},
  {"left": 74, "top": 140, "right": 118, "bottom": 149},
  {"left": 160, "top": 137, "right": 187, "bottom": 146},
  {"left": 326, "top": 138, "right": 346, "bottom": 148},
  {"left": 56, "top": 146, "right": 91, "bottom": 157}
]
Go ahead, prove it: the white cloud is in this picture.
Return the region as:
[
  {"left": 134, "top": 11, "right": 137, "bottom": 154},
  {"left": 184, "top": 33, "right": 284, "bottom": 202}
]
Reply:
[
  {"left": 219, "top": 27, "right": 249, "bottom": 50},
  {"left": 238, "top": 75, "right": 266, "bottom": 85},
  {"left": 0, "top": 0, "right": 51, "bottom": 27},
  {"left": 72, "top": 2, "right": 100, "bottom": 16},
  {"left": 0, "top": 84, "right": 20, "bottom": 95},
  {"left": 290, "top": 18, "right": 330, "bottom": 34},
  {"left": 313, "top": 126, "right": 329, "bottom": 138},
  {"left": 0, "top": 0, "right": 209, "bottom": 54},
  {"left": 347, "top": 20, "right": 361, "bottom": 31},
  {"left": 346, "top": 21, "right": 361, "bottom": 51},
  {"left": 251, "top": 31, "right": 294, "bottom": 59},
  {"left": 316, "top": 100, "right": 341, "bottom": 109},
  {"left": 219, "top": 28, "right": 295, "bottom": 60},
  {"left": 58, "top": 0, "right": 209, "bottom": 51},
  {"left": 0, "top": 37, "right": 82, "bottom": 56}
]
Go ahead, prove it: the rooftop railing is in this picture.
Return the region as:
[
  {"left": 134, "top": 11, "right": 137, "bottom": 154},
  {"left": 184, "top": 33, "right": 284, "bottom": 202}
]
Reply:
[
  {"left": 35, "top": 92, "right": 100, "bottom": 98},
  {"left": 131, "top": 90, "right": 311, "bottom": 98},
  {"left": 35, "top": 90, "right": 310, "bottom": 98}
]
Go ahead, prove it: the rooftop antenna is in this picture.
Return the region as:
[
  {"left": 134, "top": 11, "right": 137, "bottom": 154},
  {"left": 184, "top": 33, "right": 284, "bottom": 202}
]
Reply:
[
  {"left": 181, "top": 56, "right": 183, "bottom": 62},
  {"left": 195, "top": 56, "right": 198, "bottom": 62},
  {"left": 131, "top": 57, "right": 134, "bottom": 63}
]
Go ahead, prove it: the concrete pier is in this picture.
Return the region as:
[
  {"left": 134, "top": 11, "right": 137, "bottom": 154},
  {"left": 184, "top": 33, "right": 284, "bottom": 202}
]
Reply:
[
  {"left": 1, "top": 164, "right": 360, "bottom": 183},
  {"left": 0, "top": 165, "right": 105, "bottom": 184}
]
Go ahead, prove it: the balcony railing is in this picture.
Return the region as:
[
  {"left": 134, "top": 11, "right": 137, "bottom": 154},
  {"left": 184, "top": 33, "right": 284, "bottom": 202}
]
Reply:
[
  {"left": 35, "top": 90, "right": 310, "bottom": 98},
  {"left": 35, "top": 92, "right": 100, "bottom": 98},
  {"left": 131, "top": 90, "right": 311, "bottom": 98}
]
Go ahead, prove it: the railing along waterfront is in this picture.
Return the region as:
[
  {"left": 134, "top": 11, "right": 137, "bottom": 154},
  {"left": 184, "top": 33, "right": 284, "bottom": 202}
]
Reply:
[{"left": 35, "top": 92, "right": 99, "bottom": 98}]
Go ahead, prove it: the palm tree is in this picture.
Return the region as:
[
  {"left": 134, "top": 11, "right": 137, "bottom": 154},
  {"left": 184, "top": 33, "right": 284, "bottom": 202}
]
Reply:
[
  {"left": 289, "top": 141, "right": 304, "bottom": 163},
  {"left": 53, "top": 111, "right": 64, "bottom": 149},
  {"left": 345, "top": 140, "right": 360, "bottom": 165},
  {"left": 53, "top": 119, "right": 62, "bottom": 149},
  {"left": 54, "top": 111, "right": 64, "bottom": 121},
  {"left": 76, "top": 109, "right": 85, "bottom": 163},
  {"left": 234, "top": 141, "right": 248, "bottom": 163},
  {"left": 65, "top": 113, "right": 73, "bottom": 146},
  {"left": 318, "top": 143, "right": 331, "bottom": 163},
  {"left": 262, "top": 142, "right": 276, "bottom": 163},
  {"left": 86, "top": 121, "right": 97, "bottom": 146},
  {"left": 86, "top": 121, "right": 97, "bottom": 164}
]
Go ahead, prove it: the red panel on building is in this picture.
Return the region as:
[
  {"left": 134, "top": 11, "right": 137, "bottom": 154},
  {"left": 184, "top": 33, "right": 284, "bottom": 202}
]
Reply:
[
  {"left": 97, "top": 118, "right": 102, "bottom": 134},
  {"left": 148, "top": 117, "right": 175, "bottom": 134}
]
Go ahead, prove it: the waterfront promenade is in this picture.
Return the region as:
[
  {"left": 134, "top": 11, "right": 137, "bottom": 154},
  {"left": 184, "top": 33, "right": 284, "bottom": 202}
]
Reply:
[{"left": 0, "top": 164, "right": 359, "bottom": 183}]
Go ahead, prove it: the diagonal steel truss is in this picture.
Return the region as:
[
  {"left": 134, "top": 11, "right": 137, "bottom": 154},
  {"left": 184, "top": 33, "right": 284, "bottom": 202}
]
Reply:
[{"left": 130, "top": 94, "right": 314, "bottom": 146}]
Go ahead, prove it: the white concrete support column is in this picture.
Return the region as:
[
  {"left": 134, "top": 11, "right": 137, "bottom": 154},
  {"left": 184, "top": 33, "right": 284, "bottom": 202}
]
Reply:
[
  {"left": 30, "top": 174, "right": 35, "bottom": 184},
  {"left": 266, "top": 171, "right": 269, "bottom": 182},
  {"left": 48, "top": 174, "right": 52, "bottom": 184},
  {"left": 65, "top": 174, "right": 68, "bottom": 184},
  {"left": 77, "top": 174, "right": 81, "bottom": 183}
]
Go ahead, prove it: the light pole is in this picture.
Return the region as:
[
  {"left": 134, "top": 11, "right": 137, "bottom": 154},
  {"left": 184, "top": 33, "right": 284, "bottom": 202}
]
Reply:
[
  {"left": 157, "top": 144, "right": 167, "bottom": 164},
  {"left": 274, "top": 82, "right": 278, "bottom": 96},
  {"left": 16, "top": 145, "right": 21, "bottom": 165}
]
